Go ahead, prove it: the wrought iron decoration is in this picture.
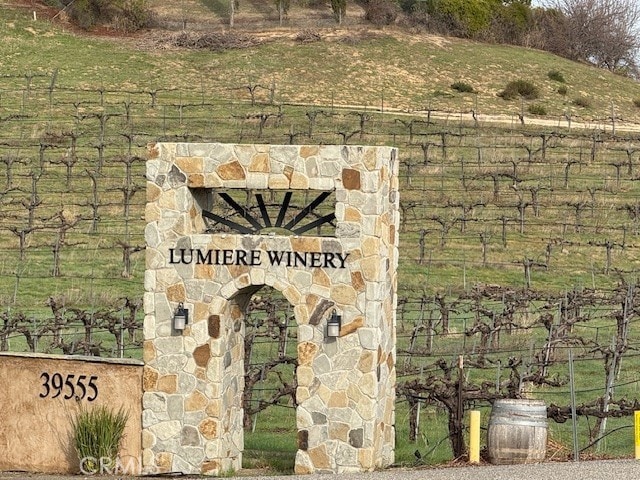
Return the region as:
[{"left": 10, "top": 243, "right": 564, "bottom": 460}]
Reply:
[{"left": 201, "top": 190, "right": 336, "bottom": 236}]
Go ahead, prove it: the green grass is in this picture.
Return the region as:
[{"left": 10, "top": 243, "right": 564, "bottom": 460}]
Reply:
[
  {"left": 244, "top": 407, "right": 298, "bottom": 473},
  {"left": 243, "top": 391, "right": 455, "bottom": 473}
]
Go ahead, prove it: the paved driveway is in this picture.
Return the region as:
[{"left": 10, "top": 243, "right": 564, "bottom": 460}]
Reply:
[
  {"left": 1, "top": 460, "right": 639, "bottom": 480},
  {"left": 259, "top": 460, "right": 637, "bottom": 480}
]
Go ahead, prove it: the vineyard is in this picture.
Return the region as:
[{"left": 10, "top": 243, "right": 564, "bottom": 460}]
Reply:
[{"left": 2, "top": 64, "right": 640, "bottom": 469}]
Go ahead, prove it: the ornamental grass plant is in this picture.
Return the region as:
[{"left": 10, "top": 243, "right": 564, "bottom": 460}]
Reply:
[{"left": 71, "top": 405, "right": 129, "bottom": 472}]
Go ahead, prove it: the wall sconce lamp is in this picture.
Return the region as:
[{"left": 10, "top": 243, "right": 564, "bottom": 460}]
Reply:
[
  {"left": 326, "top": 310, "right": 342, "bottom": 339},
  {"left": 173, "top": 302, "right": 189, "bottom": 331}
]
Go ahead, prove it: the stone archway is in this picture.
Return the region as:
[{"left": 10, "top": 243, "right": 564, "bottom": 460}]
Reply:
[{"left": 143, "top": 143, "right": 399, "bottom": 475}]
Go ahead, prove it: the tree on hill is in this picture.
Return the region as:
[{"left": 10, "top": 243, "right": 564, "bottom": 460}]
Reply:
[
  {"left": 398, "top": 0, "right": 537, "bottom": 41},
  {"left": 331, "top": 0, "right": 347, "bottom": 23},
  {"left": 396, "top": 0, "right": 639, "bottom": 77},
  {"left": 399, "top": 0, "right": 501, "bottom": 38},
  {"left": 46, "top": 0, "right": 153, "bottom": 31},
  {"left": 540, "top": 0, "right": 640, "bottom": 74},
  {"left": 275, "top": 0, "right": 291, "bottom": 25}
]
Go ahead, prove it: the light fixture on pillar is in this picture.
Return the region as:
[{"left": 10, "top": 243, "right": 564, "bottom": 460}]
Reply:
[
  {"left": 326, "top": 309, "right": 341, "bottom": 339},
  {"left": 173, "top": 302, "right": 189, "bottom": 331}
]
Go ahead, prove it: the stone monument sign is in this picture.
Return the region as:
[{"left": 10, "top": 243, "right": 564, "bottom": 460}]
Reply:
[{"left": 143, "top": 143, "right": 399, "bottom": 474}]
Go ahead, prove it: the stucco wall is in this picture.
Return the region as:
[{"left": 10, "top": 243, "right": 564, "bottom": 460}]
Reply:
[{"left": 0, "top": 352, "right": 143, "bottom": 474}]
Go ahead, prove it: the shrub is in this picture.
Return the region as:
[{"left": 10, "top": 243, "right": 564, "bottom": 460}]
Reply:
[
  {"left": 399, "top": 0, "right": 495, "bottom": 38},
  {"left": 498, "top": 80, "right": 540, "bottom": 100},
  {"left": 633, "top": 99, "right": 640, "bottom": 108},
  {"left": 547, "top": 70, "right": 565, "bottom": 83},
  {"left": 364, "top": 0, "right": 399, "bottom": 26},
  {"left": 572, "top": 96, "right": 591, "bottom": 108},
  {"left": 451, "top": 81, "right": 475, "bottom": 93},
  {"left": 490, "top": 1, "right": 532, "bottom": 44},
  {"left": 62, "top": 0, "right": 153, "bottom": 31},
  {"left": 557, "top": 85, "right": 568, "bottom": 95},
  {"left": 66, "top": 0, "right": 99, "bottom": 29},
  {"left": 528, "top": 104, "right": 547, "bottom": 116},
  {"left": 112, "top": 0, "right": 155, "bottom": 32},
  {"left": 72, "top": 405, "right": 129, "bottom": 473}
]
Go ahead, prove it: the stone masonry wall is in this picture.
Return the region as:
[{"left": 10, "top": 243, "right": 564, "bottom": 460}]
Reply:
[{"left": 144, "top": 143, "right": 399, "bottom": 475}]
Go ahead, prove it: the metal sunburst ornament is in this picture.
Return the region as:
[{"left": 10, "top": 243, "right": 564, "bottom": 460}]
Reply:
[{"left": 202, "top": 190, "right": 336, "bottom": 236}]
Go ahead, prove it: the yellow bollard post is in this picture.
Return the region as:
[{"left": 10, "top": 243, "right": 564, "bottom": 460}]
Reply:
[
  {"left": 469, "top": 410, "right": 480, "bottom": 463},
  {"left": 635, "top": 411, "right": 640, "bottom": 459}
]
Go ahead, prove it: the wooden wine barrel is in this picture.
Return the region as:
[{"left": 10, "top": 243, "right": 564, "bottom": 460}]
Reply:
[{"left": 487, "top": 399, "right": 547, "bottom": 465}]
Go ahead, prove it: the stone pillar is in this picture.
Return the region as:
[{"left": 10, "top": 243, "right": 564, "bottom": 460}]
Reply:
[{"left": 144, "top": 143, "right": 399, "bottom": 475}]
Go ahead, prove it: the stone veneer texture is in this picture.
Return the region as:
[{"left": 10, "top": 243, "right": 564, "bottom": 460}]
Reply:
[{"left": 144, "top": 143, "right": 399, "bottom": 475}]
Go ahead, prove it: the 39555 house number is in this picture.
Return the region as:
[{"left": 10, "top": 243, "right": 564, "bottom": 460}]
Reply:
[{"left": 39, "top": 372, "right": 99, "bottom": 401}]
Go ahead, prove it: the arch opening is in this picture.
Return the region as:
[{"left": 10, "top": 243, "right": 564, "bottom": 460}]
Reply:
[{"left": 239, "top": 286, "right": 298, "bottom": 474}]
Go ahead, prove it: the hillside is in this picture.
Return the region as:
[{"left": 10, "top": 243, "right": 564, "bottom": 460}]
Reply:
[{"left": 4, "top": 0, "right": 640, "bottom": 125}]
